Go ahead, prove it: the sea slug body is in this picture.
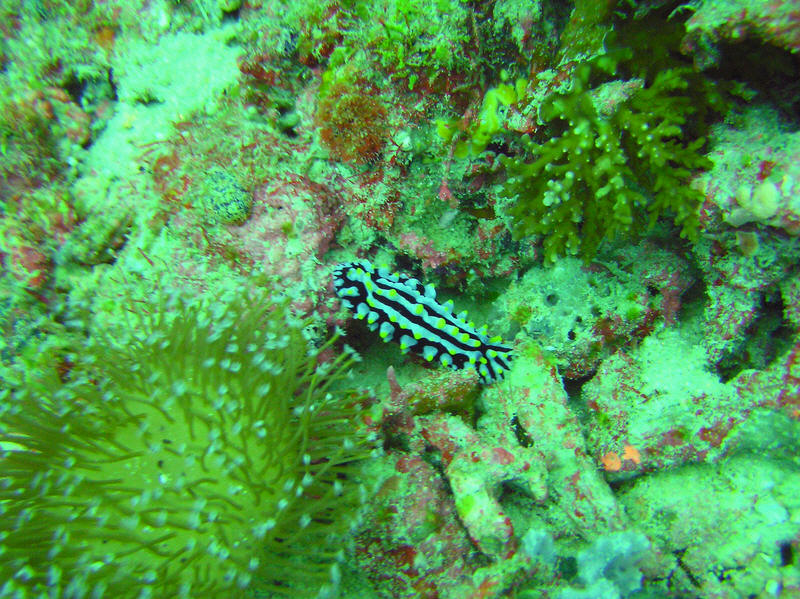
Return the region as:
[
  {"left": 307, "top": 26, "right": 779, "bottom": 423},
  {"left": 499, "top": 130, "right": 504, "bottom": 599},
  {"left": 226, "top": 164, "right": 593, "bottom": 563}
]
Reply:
[{"left": 333, "top": 260, "right": 513, "bottom": 383}]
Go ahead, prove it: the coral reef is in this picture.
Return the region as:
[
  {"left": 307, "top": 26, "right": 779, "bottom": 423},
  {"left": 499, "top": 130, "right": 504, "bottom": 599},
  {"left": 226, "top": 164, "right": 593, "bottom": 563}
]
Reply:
[
  {"left": 683, "top": 0, "right": 800, "bottom": 66},
  {"left": 621, "top": 454, "right": 800, "bottom": 596},
  {"left": 698, "top": 105, "right": 800, "bottom": 235},
  {"left": 558, "top": 531, "right": 650, "bottom": 599},
  {"left": 495, "top": 243, "right": 693, "bottom": 378},
  {"left": 2, "top": 0, "right": 800, "bottom": 598}
]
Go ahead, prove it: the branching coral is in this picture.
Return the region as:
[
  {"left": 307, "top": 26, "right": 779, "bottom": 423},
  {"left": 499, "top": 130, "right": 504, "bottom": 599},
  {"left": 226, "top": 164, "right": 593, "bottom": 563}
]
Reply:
[
  {"left": 0, "top": 286, "right": 372, "bottom": 598},
  {"left": 501, "top": 57, "right": 718, "bottom": 263}
]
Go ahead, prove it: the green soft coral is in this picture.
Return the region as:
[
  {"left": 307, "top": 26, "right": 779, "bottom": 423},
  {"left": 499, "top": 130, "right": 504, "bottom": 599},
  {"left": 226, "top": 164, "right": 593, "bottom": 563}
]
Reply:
[{"left": 501, "top": 58, "right": 714, "bottom": 263}]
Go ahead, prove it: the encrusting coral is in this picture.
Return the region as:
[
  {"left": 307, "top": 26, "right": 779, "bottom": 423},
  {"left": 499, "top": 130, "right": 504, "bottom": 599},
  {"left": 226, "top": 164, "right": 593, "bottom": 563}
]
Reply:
[
  {"left": 0, "top": 285, "right": 372, "bottom": 598},
  {"left": 501, "top": 54, "right": 719, "bottom": 263}
]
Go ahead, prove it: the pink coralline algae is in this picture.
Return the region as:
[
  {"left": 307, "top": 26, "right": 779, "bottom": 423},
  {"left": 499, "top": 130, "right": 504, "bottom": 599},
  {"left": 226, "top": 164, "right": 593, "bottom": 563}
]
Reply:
[
  {"left": 682, "top": 0, "right": 800, "bottom": 64},
  {"left": 356, "top": 452, "right": 477, "bottom": 598},
  {"left": 620, "top": 454, "right": 800, "bottom": 597},
  {"left": 396, "top": 231, "right": 459, "bottom": 271},
  {"left": 224, "top": 174, "right": 345, "bottom": 280},
  {"left": 497, "top": 243, "right": 694, "bottom": 380},
  {"left": 735, "top": 337, "right": 800, "bottom": 421},
  {"left": 689, "top": 106, "right": 800, "bottom": 365},
  {"left": 354, "top": 344, "right": 637, "bottom": 597},
  {"left": 381, "top": 369, "right": 548, "bottom": 562},
  {"left": 692, "top": 232, "right": 799, "bottom": 365},
  {"left": 582, "top": 329, "right": 800, "bottom": 480},
  {"left": 490, "top": 345, "right": 628, "bottom": 537},
  {"left": 697, "top": 106, "right": 800, "bottom": 236},
  {"left": 432, "top": 414, "right": 548, "bottom": 559},
  {"left": 355, "top": 368, "right": 528, "bottom": 598}
]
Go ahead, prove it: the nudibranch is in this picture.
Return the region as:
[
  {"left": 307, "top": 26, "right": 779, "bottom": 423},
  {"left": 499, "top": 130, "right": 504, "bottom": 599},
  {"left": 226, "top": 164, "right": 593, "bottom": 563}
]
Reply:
[{"left": 333, "top": 260, "right": 513, "bottom": 384}]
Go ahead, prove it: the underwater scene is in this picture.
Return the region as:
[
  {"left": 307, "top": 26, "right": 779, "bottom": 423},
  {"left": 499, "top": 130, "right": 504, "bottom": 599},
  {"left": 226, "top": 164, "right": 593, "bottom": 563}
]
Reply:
[{"left": 1, "top": 0, "right": 799, "bottom": 597}]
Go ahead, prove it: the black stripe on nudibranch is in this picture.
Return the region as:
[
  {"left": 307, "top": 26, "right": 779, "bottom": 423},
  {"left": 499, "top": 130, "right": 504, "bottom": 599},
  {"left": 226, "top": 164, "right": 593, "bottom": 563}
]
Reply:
[{"left": 333, "top": 260, "right": 513, "bottom": 384}]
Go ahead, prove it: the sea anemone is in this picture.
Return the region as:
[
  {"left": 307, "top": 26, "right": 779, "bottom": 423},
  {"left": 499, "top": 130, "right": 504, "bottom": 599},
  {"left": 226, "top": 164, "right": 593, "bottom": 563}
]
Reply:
[{"left": 0, "top": 286, "right": 372, "bottom": 598}]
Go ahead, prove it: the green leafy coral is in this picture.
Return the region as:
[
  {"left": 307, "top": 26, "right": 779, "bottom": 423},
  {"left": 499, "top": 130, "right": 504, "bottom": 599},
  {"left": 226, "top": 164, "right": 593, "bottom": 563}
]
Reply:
[
  {"left": 0, "top": 285, "right": 372, "bottom": 598},
  {"left": 501, "top": 57, "right": 719, "bottom": 263}
]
